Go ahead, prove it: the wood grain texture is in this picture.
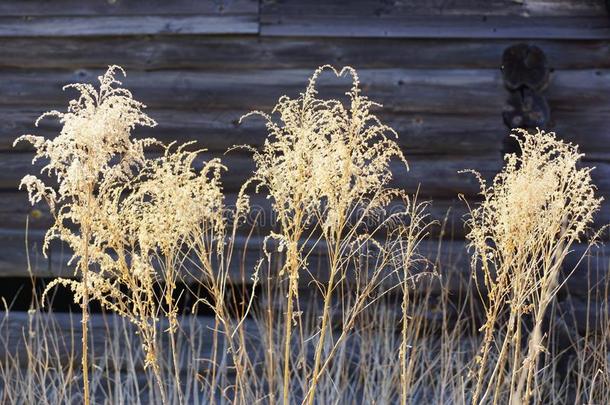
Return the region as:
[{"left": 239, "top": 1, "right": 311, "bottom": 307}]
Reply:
[
  {"left": 0, "top": 69, "right": 510, "bottom": 112},
  {"left": 0, "top": 151, "right": 503, "bottom": 197},
  {"left": 260, "top": 0, "right": 608, "bottom": 39},
  {"left": 2, "top": 38, "right": 610, "bottom": 70},
  {"left": 4, "top": 186, "right": 610, "bottom": 242},
  {"left": 5, "top": 150, "right": 610, "bottom": 218},
  {"left": 0, "top": 15, "right": 259, "bottom": 37},
  {"left": 261, "top": 15, "right": 610, "bottom": 39},
  {"left": 2, "top": 0, "right": 602, "bottom": 18},
  {"left": 0, "top": 69, "right": 609, "bottom": 115},
  {"left": 5, "top": 107, "right": 610, "bottom": 159},
  {"left": 260, "top": 0, "right": 606, "bottom": 18},
  {"left": 0, "top": 227, "right": 268, "bottom": 281},
  {"left": 1, "top": 294, "right": 606, "bottom": 375},
  {"left": 0, "top": 190, "right": 469, "bottom": 241},
  {"left": 0, "top": 0, "right": 259, "bottom": 16},
  {"left": 2, "top": 107, "right": 507, "bottom": 155}
]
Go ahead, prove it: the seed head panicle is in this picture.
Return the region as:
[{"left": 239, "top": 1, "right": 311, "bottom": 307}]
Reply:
[
  {"left": 122, "top": 142, "right": 226, "bottom": 256},
  {"left": 15, "top": 65, "right": 158, "bottom": 261},
  {"left": 240, "top": 65, "right": 408, "bottom": 234},
  {"left": 465, "top": 128, "right": 602, "bottom": 279},
  {"left": 15, "top": 66, "right": 157, "bottom": 206}
]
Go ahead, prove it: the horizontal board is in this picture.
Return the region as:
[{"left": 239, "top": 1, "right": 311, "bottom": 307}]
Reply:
[
  {"left": 1, "top": 300, "right": 607, "bottom": 379},
  {"left": 0, "top": 151, "right": 254, "bottom": 193},
  {"left": 2, "top": 38, "right": 610, "bottom": 70},
  {"left": 5, "top": 107, "right": 610, "bottom": 159},
  {"left": 7, "top": 184, "right": 610, "bottom": 243},
  {"left": 3, "top": 107, "right": 507, "bottom": 155},
  {"left": 5, "top": 108, "right": 268, "bottom": 153},
  {"left": 137, "top": 109, "right": 610, "bottom": 158},
  {"left": 0, "top": 227, "right": 452, "bottom": 281},
  {"left": 1, "top": 69, "right": 610, "bottom": 115},
  {"left": 0, "top": 0, "right": 601, "bottom": 19},
  {"left": 261, "top": 0, "right": 606, "bottom": 18},
  {"left": 0, "top": 151, "right": 503, "bottom": 197},
  {"left": 0, "top": 15, "right": 258, "bottom": 37},
  {"left": 0, "top": 228, "right": 67, "bottom": 278},
  {"left": 0, "top": 227, "right": 270, "bottom": 282},
  {"left": 260, "top": 0, "right": 608, "bottom": 39},
  {"left": 260, "top": 15, "right": 610, "bottom": 39},
  {"left": 0, "top": 190, "right": 472, "bottom": 241},
  {"left": 7, "top": 149, "right": 610, "bottom": 203},
  {"left": 0, "top": 0, "right": 258, "bottom": 16},
  {"left": 435, "top": 241, "right": 610, "bottom": 299},
  {"left": 0, "top": 68, "right": 516, "bottom": 112},
  {"left": 0, "top": 192, "right": 49, "bottom": 230}
]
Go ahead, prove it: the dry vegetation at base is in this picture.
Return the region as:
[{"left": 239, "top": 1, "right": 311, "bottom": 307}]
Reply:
[{"left": 1, "top": 65, "right": 609, "bottom": 404}]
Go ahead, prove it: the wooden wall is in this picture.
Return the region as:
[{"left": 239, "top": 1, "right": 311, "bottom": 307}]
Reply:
[{"left": 1, "top": 0, "right": 610, "bottom": 303}]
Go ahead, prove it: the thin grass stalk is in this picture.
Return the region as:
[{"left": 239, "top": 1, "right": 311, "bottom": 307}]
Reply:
[
  {"left": 305, "top": 219, "right": 344, "bottom": 405},
  {"left": 399, "top": 279, "right": 411, "bottom": 405},
  {"left": 164, "top": 253, "right": 184, "bottom": 404},
  {"left": 80, "top": 187, "right": 92, "bottom": 405},
  {"left": 512, "top": 221, "right": 570, "bottom": 404},
  {"left": 465, "top": 129, "right": 601, "bottom": 405},
  {"left": 281, "top": 224, "right": 305, "bottom": 404}
]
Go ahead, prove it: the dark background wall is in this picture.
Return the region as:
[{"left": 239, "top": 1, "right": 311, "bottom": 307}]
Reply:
[{"left": 1, "top": 0, "right": 609, "bottom": 305}]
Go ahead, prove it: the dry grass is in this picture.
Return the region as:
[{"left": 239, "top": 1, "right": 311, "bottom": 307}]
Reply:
[
  {"left": 14, "top": 66, "right": 226, "bottom": 404},
  {"left": 235, "top": 65, "right": 419, "bottom": 405},
  {"left": 3, "top": 66, "right": 609, "bottom": 404},
  {"left": 463, "top": 129, "right": 602, "bottom": 404}
]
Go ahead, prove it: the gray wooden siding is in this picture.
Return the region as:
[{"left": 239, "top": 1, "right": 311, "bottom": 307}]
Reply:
[{"left": 0, "top": 0, "right": 609, "bottom": 299}]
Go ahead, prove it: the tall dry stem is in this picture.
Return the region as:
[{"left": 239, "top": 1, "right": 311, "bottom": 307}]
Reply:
[
  {"left": 238, "top": 65, "right": 428, "bottom": 404},
  {"left": 15, "top": 66, "right": 156, "bottom": 404},
  {"left": 16, "top": 66, "right": 227, "bottom": 404},
  {"left": 464, "top": 129, "right": 601, "bottom": 404}
]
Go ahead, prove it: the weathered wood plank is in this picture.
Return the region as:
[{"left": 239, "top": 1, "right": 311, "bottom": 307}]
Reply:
[
  {"left": 5, "top": 108, "right": 267, "bottom": 153},
  {"left": 1, "top": 69, "right": 610, "bottom": 115},
  {"left": 261, "top": 0, "right": 606, "bottom": 18},
  {"left": 260, "top": 15, "right": 610, "bottom": 39},
  {"left": 3, "top": 107, "right": 507, "bottom": 155},
  {"left": 0, "top": 0, "right": 258, "bottom": 16},
  {"left": 1, "top": 301, "right": 606, "bottom": 379},
  {"left": 0, "top": 190, "right": 470, "bottom": 242},
  {"left": 1, "top": 0, "right": 602, "bottom": 19},
  {"left": 0, "top": 227, "right": 268, "bottom": 281},
  {"left": 0, "top": 69, "right": 511, "bottom": 112},
  {"left": 558, "top": 294, "right": 610, "bottom": 335},
  {"left": 5, "top": 107, "right": 610, "bottom": 158},
  {"left": 0, "top": 15, "right": 259, "bottom": 37},
  {"left": 0, "top": 151, "right": 503, "bottom": 197},
  {"left": 0, "top": 228, "right": 67, "bottom": 278},
  {"left": 0, "top": 226, "right": 495, "bottom": 286},
  {"left": 7, "top": 150, "right": 610, "bottom": 201},
  {"left": 260, "top": 0, "right": 608, "bottom": 39},
  {"left": 0, "top": 192, "right": 50, "bottom": 231},
  {"left": 2, "top": 38, "right": 610, "bottom": 70},
  {"left": 0, "top": 151, "right": 255, "bottom": 193},
  {"left": 6, "top": 185, "right": 610, "bottom": 243},
  {"left": 410, "top": 239, "right": 610, "bottom": 299},
  {"left": 581, "top": 160, "right": 610, "bottom": 198}
]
